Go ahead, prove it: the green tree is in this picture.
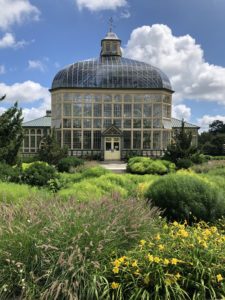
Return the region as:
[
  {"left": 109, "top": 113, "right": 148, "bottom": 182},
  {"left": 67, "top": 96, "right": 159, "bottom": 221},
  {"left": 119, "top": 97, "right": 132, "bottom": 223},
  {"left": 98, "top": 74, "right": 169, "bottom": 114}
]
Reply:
[
  {"left": 164, "top": 120, "right": 197, "bottom": 163},
  {"left": 0, "top": 96, "right": 24, "bottom": 165},
  {"left": 38, "top": 130, "right": 68, "bottom": 165}
]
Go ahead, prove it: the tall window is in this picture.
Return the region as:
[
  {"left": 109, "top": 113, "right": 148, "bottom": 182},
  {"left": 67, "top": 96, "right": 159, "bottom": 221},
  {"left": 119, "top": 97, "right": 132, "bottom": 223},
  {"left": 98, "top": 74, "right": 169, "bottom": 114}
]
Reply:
[{"left": 133, "top": 131, "right": 141, "bottom": 149}]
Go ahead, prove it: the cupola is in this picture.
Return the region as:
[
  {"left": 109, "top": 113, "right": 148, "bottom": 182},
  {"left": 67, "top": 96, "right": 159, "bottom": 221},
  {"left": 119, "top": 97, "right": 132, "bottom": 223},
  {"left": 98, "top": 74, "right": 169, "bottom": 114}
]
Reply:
[{"left": 100, "top": 31, "right": 122, "bottom": 57}]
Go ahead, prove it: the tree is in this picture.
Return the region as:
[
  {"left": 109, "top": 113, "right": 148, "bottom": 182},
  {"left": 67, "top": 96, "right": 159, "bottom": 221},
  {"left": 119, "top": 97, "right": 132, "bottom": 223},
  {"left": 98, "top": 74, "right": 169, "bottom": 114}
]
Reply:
[
  {"left": 0, "top": 96, "right": 24, "bottom": 165},
  {"left": 38, "top": 130, "right": 68, "bottom": 165},
  {"left": 209, "top": 120, "right": 225, "bottom": 134},
  {"left": 164, "top": 120, "right": 197, "bottom": 163}
]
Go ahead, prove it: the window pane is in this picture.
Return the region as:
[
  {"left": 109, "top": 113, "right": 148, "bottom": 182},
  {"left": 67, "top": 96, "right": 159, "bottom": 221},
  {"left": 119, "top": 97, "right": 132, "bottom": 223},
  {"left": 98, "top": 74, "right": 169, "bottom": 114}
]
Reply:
[
  {"left": 143, "top": 119, "right": 152, "bottom": 128},
  {"left": 114, "top": 104, "right": 122, "bottom": 117},
  {"left": 83, "top": 119, "right": 92, "bottom": 128},
  {"left": 63, "top": 104, "right": 71, "bottom": 116},
  {"left": 123, "top": 131, "right": 131, "bottom": 149},
  {"left": 143, "top": 131, "right": 151, "bottom": 149},
  {"left": 124, "top": 104, "right": 131, "bottom": 117},
  {"left": 133, "top": 119, "right": 141, "bottom": 128},
  {"left": 73, "top": 104, "right": 82, "bottom": 116},
  {"left": 83, "top": 131, "right": 91, "bottom": 149},
  {"left": 153, "top": 119, "right": 162, "bottom": 128},
  {"left": 104, "top": 104, "right": 112, "bottom": 117},
  {"left": 63, "top": 131, "right": 71, "bottom": 147},
  {"left": 83, "top": 104, "right": 92, "bottom": 117},
  {"left": 30, "top": 136, "right": 35, "bottom": 147},
  {"left": 133, "top": 104, "right": 142, "bottom": 117},
  {"left": 93, "top": 119, "right": 102, "bottom": 128},
  {"left": 124, "top": 94, "right": 132, "bottom": 102},
  {"left": 93, "top": 131, "right": 101, "bottom": 149},
  {"left": 123, "top": 119, "right": 131, "bottom": 128},
  {"left": 153, "top": 131, "right": 161, "bottom": 149},
  {"left": 73, "top": 131, "right": 81, "bottom": 149},
  {"left": 143, "top": 104, "right": 152, "bottom": 117},
  {"left": 153, "top": 104, "right": 162, "bottom": 117},
  {"left": 133, "top": 131, "right": 141, "bottom": 149},
  {"left": 94, "top": 104, "right": 102, "bottom": 117},
  {"left": 63, "top": 119, "right": 71, "bottom": 128},
  {"left": 113, "top": 119, "right": 121, "bottom": 128},
  {"left": 104, "top": 119, "right": 112, "bottom": 128},
  {"left": 73, "top": 119, "right": 81, "bottom": 128},
  {"left": 163, "top": 131, "right": 170, "bottom": 149}
]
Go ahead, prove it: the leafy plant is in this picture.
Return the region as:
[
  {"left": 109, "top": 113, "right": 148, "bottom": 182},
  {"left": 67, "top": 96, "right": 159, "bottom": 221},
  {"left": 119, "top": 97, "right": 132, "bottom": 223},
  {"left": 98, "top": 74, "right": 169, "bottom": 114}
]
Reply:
[{"left": 57, "top": 156, "right": 84, "bottom": 172}]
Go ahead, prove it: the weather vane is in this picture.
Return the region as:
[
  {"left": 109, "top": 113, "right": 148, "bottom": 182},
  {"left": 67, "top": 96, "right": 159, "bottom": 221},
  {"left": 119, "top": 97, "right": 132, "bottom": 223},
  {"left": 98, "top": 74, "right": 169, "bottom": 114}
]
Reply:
[{"left": 109, "top": 17, "right": 114, "bottom": 32}]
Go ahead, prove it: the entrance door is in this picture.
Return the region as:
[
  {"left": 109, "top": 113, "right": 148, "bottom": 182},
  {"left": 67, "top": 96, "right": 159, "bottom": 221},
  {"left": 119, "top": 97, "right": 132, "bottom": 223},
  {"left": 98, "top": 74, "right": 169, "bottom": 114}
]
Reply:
[{"left": 104, "top": 137, "right": 121, "bottom": 160}]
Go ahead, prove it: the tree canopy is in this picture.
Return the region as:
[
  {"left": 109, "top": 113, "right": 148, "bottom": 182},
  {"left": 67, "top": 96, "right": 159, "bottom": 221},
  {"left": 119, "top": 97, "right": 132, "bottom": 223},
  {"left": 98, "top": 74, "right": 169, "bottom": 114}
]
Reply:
[{"left": 0, "top": 96, "right": 24, "bottom": 165}]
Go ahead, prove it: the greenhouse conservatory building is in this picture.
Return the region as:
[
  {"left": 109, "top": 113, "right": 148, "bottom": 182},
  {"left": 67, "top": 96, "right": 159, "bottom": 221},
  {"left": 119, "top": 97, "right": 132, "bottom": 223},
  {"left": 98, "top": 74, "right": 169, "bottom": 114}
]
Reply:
[{"left": 22, "top": 31, "right": 199, "bottom": 160}]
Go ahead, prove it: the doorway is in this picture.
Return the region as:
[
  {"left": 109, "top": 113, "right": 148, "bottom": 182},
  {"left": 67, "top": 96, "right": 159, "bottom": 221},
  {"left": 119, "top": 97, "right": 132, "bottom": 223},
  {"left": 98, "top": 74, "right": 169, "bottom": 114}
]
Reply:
[{"left": 104, "top": 137, "right": 121, "bottom": 160}]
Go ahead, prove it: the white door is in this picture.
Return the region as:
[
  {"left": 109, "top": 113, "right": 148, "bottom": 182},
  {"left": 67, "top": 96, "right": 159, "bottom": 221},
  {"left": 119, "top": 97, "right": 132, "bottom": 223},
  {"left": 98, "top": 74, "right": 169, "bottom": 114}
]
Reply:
[{"left": 104, "top": 137, "right": 121, "bottom": 160}]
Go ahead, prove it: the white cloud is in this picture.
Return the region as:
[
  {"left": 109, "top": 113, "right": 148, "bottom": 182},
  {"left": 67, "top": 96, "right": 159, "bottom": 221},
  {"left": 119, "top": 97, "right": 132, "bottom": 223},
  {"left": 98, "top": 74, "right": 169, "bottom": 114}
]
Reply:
[
  {"left": 0, "top": 80, "right": 50, "bottom": 104},
  {"left": 0, "top": 32, "right": 28, "bottom": 49},
  {"left": 0, "top": 107, "right": 6, "bottom": 115},
  {"left": 120, "top": 9, "right": 131, "bottom": 19},
  {"left": 0, "top": 65, "right": 5, "bottom": 74},
  {"left": 22, "top": 106, "right": 49, "bottom": 122},
  {"left": 76, "top": 0, "right": 127, "bottom": 11},
  {"left": 0, "top": 0, "right": 40, "bottom": 31},
  {"left": 197, "top": 115, "right": 225, "bottom": 132},
  {"left": 124, "top": 24, "right": 225, "bottom": 105},
  {"left": 172, "top": 104, "right": 191, "bottom": 121},
  {"left": 28, "top": 60, "right": 46, "bottom": 72}
]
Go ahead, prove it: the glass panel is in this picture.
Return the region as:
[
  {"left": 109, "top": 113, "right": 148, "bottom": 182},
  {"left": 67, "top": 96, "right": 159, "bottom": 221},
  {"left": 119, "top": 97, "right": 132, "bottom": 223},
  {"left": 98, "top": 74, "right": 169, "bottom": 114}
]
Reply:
[
  {"left": 84, "top": 94, "right": 92, "bottom": 103},
  {"left": 106, "top": 142, "right": 111, "bottom": 150},
  {"left": 83, "top": 119, "right": 92, "bottom": 128},
  {"left": 114, "top": 95, "right": 122, "bottom": 102},
  {"left": 63, "top": 119, "right": 71, "bottom": 128},
  {"left": 143, "top": 131, "right": 151, "bottom": 149},
  {"left": 83, "top": 104, "right": 92, "bottom": 117},
  {"left": 123, "top": 119, "right": 131, "bottom": 128},
  {"left": 143, "top": 119, "right": 152, "bottom": 128},
  {"left": 94, "top": 104, "right": 102, "bottom": 117},
  {"left": 163, "top": 105, "right": 171, "bottom": 118},
  {"left": 93, "top": 95, "right": 102, "bottom": 103},
  {"left": 163, "top": 131, "right": 170, "bottom": 149},
  {"left": 104, "top": 104, "right": 112, "bottom": 117},
  {"left": 113, "top": 119, "right": 121, "bottom": 128},
  {"left": 104, "top": 119, "right": 112, "bottom": 128},
  {"left": 134, "top": 94, "right": 143, "bottom": 102},
  {"left": 153, "top": 119, "right": 162, "bottom": 128},
  {"left": 30, "top": 129, "right": 35, "bottom": 134},
  {"left": 104, "top": 95, "right": 112, "bottom": 102},
  {"left": 133, "top": 104, "right": 142, "bottom": 117},
  {"left": 123, "top": 131, "right": 131, "bottom": 149},
  {"left": 114, "top": 104, "right": 122, "bottom": 117},
  {"left": 63, "top": 131, "right": 71, "bottom": 147},
  {"left": 37, "top": 136, "right": 42, "bottom": 148},
  {"left": 133, "top": 131, "right": 141, "bottom": 149},
  {"left": 73, "top": 104, "right": 82, "bottom": 116},
  {"left": 73, "top": 119, "right": 81, "bottom": 128},
  {"left": 24, "top": 136, "right": 29, "bottom": 148},
  {"left": 153, "top": 104, "right": 162, "bottom": 117},
  {"left": 93, "top": 131, "right": 101, "bottom": 149},
  {"left": 143, "top": 104, "right": 152, "bottom": 117},
  {"left": 133, "top": 119, "right": 141, "bottom": 128},
  {"left": 153, "top": 131, "right": 161, "bottom": 149},
  {"left": 74, "top": 94, "right": 82, "bottom": 102},
  {"left": 37, "top": 129, "right": 42, "bottom": 135},
  {"left": 73, "top": 131, "right": 82, "bottom": 149},
  {"left": 93, "top": 119, "right": 101, "bottom": 128},
  {"left": 124, "top": 94, "right": 132, "bottom": 102},
  {"left": 30, "top": 136, "right": 35, "bottom": 148},
  {"left": 114, "top": 142, "right": 120, "bottom": 151},
  {"left": 124, "top": 104, "right": 132, "bottom": 117},
  {"left": 63, "top": 104, "right": 71, "bottom": 117},
  {"left": 83, "top": 131, "right": 91, "bottom": 149}
]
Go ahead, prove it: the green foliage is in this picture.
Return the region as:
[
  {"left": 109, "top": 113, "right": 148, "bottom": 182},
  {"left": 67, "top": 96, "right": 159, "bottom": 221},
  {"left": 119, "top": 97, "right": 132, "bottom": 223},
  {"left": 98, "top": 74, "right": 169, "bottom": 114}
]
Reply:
[
  {"left": 0, "top": 162, "right": 20, "bottom": 182},
  {"left": 145, "top": 173, "right": 225, "bottom": 222},
  {"left": 0, "top": 196, "right": 159, "bottom": 299},
  {"left": 0, "top": 99, "right": 23, "bottom": 165},
  {"left": 190, "top": 152, "right": 207, "bottom": 164},
  {"left": 21, "top": 162, "right": 58, "bottom": 187},
  {"left": 38, "top": 130, "right": 68, "bottom": 165},
  {"left": 127, "top": 156, "right": 175, "bottom": 175},
  {"left": 57, "top": 156, "right": 84, "bottom": 172},
  {"left": 165, "top": 120, "right": 197, "bottom": 163},
  {"left": 176, "top": 158, "right": 193, "bottom": 169}
]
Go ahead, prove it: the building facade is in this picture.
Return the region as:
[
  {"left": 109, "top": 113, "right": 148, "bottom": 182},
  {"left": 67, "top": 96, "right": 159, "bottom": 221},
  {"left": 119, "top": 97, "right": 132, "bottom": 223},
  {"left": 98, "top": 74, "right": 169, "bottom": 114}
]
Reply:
[{"left": 22, "top": 31, "right": 199, "bottom": 160}]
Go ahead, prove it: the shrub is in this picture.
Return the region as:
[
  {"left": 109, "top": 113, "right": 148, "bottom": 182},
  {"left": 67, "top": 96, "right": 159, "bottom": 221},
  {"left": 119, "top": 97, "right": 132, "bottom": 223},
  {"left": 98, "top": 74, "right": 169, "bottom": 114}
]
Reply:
[
  {"left": 21, "top": 162, "right": 58, "bottom": 187},
  {"left": 57, "top": 156, "right": 84, "bottom": 172},
  {"left": 0, "top": 162, "right": 20, "bottom": 183},
  {"left": 190, "top": 153, "right": 207, "bottom": 164},
  {"left": 145, "top": 173, "right": 225, "bottom": 222},
  {"left": 127, "top": 156, "right": 175, "bottom": 175},
  {"left": 176, "top": 158, "right": 193, "bottom": 169}
]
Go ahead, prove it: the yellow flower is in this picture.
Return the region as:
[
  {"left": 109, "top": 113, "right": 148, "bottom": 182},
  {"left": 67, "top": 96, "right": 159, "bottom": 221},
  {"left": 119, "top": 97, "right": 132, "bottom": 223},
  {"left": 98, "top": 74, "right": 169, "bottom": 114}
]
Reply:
[
  {"left": 147, "top": 254, "right": 154, "bottom": 262},
  {"left": 210, "top": 226, "right": 217, "bottom": 233},
  {"left": 118, "top": 256, "right": 126, "bottom": 263},
  {"left": 144, "top": 275, "right": 150, "bottom": 285},
  {"left": 203, "top": 229, "right": 211, "bottom": 236},
  {"left": 165, "top": 278, "right": 172, "bottom": 286},
  {"left": 216, "top": 274, "right": 223, "bottom": 282},
  {"left": 175, "top": 273, "right": 181, "bottom": 279},
  {"left": 134, "top": 269, "right": 140, "bottom": 275},
  {"left": 140, "top": 239, "right": 146, "bottom": 246},
  {"left": 155, "top": 234, "right": 161, "bottom": 240},
  {"left": 113, "top": 259, "right": 121, "bottom": 267},
  {"left": 111, "top": 282, "right": 120, "bottom": 289},
  {"left": 178, "top": 229, "right": 189, "bottom": 238},
  {"left": 154, "top": 256, "right": 160, "bottom": 263},
  {"left": 158, "top": 244, "right": 165, "bottom": 251},
  {"left": 171, "top": 258, "right": 178, "bottom": 265},
  {"left": 132, "top": 260, "right": 138, "bottom": 267},
  {"left": 173, "top": 221, "right": 179, "bottom": 227},
  {"left": 163, "top": 258, "right": 169, "bottom": 265},
  {"left": 112, "top": 267, "right": 119, "bottom": 274}
]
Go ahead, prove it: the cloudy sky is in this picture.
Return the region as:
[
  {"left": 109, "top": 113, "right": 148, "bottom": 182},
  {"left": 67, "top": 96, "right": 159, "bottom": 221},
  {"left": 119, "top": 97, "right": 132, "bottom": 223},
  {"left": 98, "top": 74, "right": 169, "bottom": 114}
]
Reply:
[{"left": 1, "top": 0, "right": 225, "bottom": 131}]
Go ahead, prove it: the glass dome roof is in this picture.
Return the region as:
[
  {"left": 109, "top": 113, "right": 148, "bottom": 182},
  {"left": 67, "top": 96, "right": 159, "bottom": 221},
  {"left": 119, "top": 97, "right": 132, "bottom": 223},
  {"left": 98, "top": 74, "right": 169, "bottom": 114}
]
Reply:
[{"left": 51, "top": 57, "right": 172, "bottom": 91}]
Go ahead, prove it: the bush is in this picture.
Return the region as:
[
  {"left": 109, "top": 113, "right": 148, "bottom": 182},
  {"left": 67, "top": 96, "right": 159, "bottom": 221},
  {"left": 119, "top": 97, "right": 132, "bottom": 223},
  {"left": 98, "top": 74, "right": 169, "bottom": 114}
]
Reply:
[
  {"left": 145, "top": 173, "right": 225, "bottom": 222},
  {"left": 190, "top": 153, "right": 207, "bottom": 164},
  {"left": 57, "top": 156, "right": 84, "bottom": 172},
  {"left": 176, "top": 158, "right": 193, "bottom": 169},
  {"left": 0, "top": 162, "right": 20, "bottom": 183},
  {"left": 127, "top": 157, "right": 175, "bottom": 175},
  {"left": 21, "top": 162, "right": 58, "bottom": 187}
]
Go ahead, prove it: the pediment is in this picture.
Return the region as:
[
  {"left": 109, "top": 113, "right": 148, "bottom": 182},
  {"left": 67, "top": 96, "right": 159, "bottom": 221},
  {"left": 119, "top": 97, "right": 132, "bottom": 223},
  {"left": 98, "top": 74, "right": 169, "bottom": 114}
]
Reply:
[{"left": 102, "top": 124, "right": 123, "bottom": 136}]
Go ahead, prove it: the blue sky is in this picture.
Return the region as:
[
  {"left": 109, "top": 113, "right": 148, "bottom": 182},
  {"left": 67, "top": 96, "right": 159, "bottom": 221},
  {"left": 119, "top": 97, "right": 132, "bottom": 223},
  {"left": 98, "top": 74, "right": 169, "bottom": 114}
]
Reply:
[{"left": 1, "top": 0, "right": 225, "bottom": 131}]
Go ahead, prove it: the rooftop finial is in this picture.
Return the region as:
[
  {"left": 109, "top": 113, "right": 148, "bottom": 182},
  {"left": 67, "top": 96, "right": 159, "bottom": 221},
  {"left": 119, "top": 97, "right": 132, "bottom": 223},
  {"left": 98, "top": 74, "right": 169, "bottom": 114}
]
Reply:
[{"left": 109, "top": 17, "right": 113, "bottom": 32}]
